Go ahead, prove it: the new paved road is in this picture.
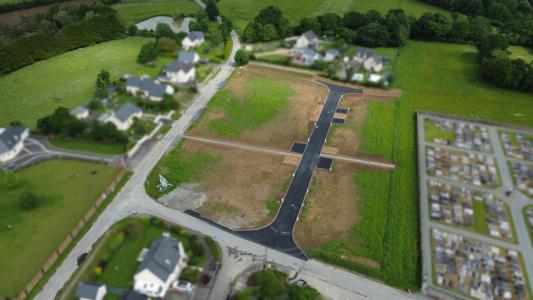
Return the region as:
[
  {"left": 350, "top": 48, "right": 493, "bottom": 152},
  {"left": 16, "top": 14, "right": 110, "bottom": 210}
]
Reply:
[{"left": 238, "top": 82, "right": 362, "bottom": 258}]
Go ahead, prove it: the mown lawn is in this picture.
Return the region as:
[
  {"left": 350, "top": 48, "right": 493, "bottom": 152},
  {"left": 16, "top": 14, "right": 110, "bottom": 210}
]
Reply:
[
  {"left": 509, "top": 46, "right": 533, "bottom": 62},
  {"left": 49, "top": 137, "right": 126, "bottom": 155},
  {"left": 0, "top": 160, "right": 118, "bottom": 298},
  {"left": 201, "top": 77, "right": 293, "bottom": 137},
  {"left": 219, "top": 0, "right": 446, "bottom": 30},
  {"left": 112, "top": 0, "right": 200, "bottom": 25},
  {"left": 145, "top": 143, "right": 220, "bottom": 198},
  {"left": 0, "top": 37, "right": 152, "bottom": 128}
]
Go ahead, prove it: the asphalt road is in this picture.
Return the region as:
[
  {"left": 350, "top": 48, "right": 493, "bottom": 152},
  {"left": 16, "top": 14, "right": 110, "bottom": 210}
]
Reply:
[{"left": 238, "top": 82, "right": 362, "bottom": 259}]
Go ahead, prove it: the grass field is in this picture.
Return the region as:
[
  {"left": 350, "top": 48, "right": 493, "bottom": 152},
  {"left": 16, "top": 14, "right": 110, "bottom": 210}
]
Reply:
[
  {"left": 49, "top": 137, "right": 126, "bottom": 155},
  {"left": 145, "top": 143, "right": 220, "bottom": 198},
  {"left": 112, "top": 0, "right": 200, "bottom": 25},
  {"left": 0, "top": 160, "right": 118, "bottom": 298},
  {"left": 0, "top": 37, "right": 152, "bottom": 128},
  {"left": 219, "top": 0, "right": 446, "bottom": 29},
  {"left": 509, "top": 46, "right": 533, "bottom": 62},
  {"left": 201, "top": 76, "right": 292, "bottom": 137}
]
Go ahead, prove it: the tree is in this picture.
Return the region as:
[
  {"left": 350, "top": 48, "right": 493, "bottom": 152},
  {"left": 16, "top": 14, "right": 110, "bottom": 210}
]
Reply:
[
  {"left": 412, "top": 12, "right": 452, "bottom": 39},
  {"left": 384, "top": 9, "right": 410, "bottom": 46},
  {"left": 261, "top": 23, "right": 278, "bottom": 41},
  {"left": 127, "top": 24, "right": 137, "bottom": 36},
  {"left": 476, "top": 33, "right": 508, "bottom": 58},
  {"left": 155, "top": 23, "right": 175, "bottom": 39},
  {"left": 317, "top": 13, "right": 342, "bottom": 34},
  {"left": 136, "top": 42, "right": 158, "bottom": 64},
  {"left": 355, "top": 23, "right": 389, "bottom": 47},
  {"left": 95, "top": 69, "right": 111, "bottom": 97},
  {"left": 53, "top": 10, "right": 76, "bottom": 27},
  {"left": 125, "top": 222, "right": 144, "bottom": 238},
  {"left": 294, "top": 17, "right": 321, "bottom": 35},
  {"left": 205, "top": 0, "right": 219, "bottom": 21},
  {"left": 156, "top": 37, "right": 177, "bottom": 53},
  {"left": 343, "top": 11, "right": 368, "bottom": 30},
  {"left": 234, "top": 49, "right": 249, "bottom": 66},
  {"left": 18, "top": 191, "right": 40, "bottom": 210}
]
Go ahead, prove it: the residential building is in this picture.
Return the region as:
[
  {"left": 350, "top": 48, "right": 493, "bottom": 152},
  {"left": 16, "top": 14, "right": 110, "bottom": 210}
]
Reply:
[
  {"left": 181, "top": 31, "right": 204, "bottom": 50},
  {"left": 75, "top": 282, "right": 107, "bottom": 300},
  {"left": 134, "top": 233, "right": 187, "bottom": 298},
  {"left": 0, "top": 127, "right": 29, "bottom": 163},
  {"left": 294, "top": 30, "right": 321, "bottom": 49},
  {"left": 125, "top": 76, "right": 174, "bottom": 102},
  {"left": 323, "top": 48, "right": 340, "bottom": 62},
  {"left": 290, "top": 47, "right": 321, "bottom": 66},
  {"left": 98, "top": 102, "right": 143, "bottom": 131},
  {"left": 177, "top": 50, "right": 200, "bottom": 64},
  {"left": 71, "top": 106, "right": 90, "bottom": 120},
  {"left": 163, "top": 61, "right": 195, "bottom": 85},
  {"left": 368, "top": 73, "right": 383, "bottom": 84},
  {"left": 351, "top": 73, "right": 364, "bottom": 82},
  {"left": 363, "top": 55, "right": 387, "bottom": 72},
  {"left": 352, "top": 48, "right": 375, "bottom": 63}
]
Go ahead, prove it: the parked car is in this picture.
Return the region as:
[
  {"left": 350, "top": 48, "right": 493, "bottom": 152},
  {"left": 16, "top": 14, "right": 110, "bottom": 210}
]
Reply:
[
  {"left": 296, "top": 279, "right": 307, "bottom": 287},
  {"left": 172, "top": 280, "right": 193, "bottom": 292}
]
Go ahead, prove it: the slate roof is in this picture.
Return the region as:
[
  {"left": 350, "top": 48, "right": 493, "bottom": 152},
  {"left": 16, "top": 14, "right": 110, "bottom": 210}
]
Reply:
[
  {"left": 0, "top": 127, "right": 27, "bottom": 155},
  {"left": 187, "top": 31, "right": 204, "bottom": 42},
  {"left": 303, "top": 30, "right": 319, "bottom": 42},
  {"left": 165, "top": 61, "right": 194, "bottom": 73},
  {"left": 135, "top": 234, "right": 182, "bottom": 282},
  {"left": 293, "top": 47, "right": 320, "bottom": 58},
  {"left": 178, "top": 51, "right": 197, "bottom": 63},
  {"left": 126, "top": 76, "right": 168, "bottom": 99},
  {"left": 115, "top": 102, "right": 142, "bottom": 123},
  {"left": 355, "top": 48, "right": 375, "bottom": 58},
  {"left": 326, "top": 48, "right": 340, "bottom": 56},
  {"left": 75, "top": 282, "right": 105, "bottom": 300}
]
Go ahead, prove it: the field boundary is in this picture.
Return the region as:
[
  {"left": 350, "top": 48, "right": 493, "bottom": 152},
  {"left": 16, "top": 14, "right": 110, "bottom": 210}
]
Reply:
[{"left": 14, "top": 168, "right": 127, "bottom": 300}]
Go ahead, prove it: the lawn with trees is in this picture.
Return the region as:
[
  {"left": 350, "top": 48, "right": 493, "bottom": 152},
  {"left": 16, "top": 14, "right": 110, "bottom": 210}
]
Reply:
[
  {"left": 218, "top": 0, "right": 445, "bottom": 30},
  {"left": 0, "top": 160, "right": 119, "bottom": 298},
  {"left": 111, "top": 0, "right": 200, "bottom": 25},
  {"left": 0, "top": 37, "right": 151, "bottom": 128}
]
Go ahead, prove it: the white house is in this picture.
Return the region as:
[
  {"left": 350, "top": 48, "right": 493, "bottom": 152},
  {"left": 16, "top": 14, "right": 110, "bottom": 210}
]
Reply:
[
  {"left": 98, "top": 102, "right": 143, "bottom": 131},
  {"left": 181, "top": 31, "right": 204, "bottom": 50},
  {"left": 290, "top": 47, "right": 321, "bottom": 66},
  {"left": 71, "top": 106, "right": 90, "bottom": 120},
  {"left": 294, "top": 30, "right": 321, "bottom": 49},
  {"left": 178, "top": 50, "right": 200, "bottom": 64},
  {"left": 363, "top": 55, "right": 386, "bottom": 72},
  {"left": 75, "top": 282, "right": 107, "bottom": 300},
  {"left": 368, "top": 73, "right": 383, "bottom": 84},
  {"left": 163, "top": 61, "right": 195, "bottom": 85},
  {"left": 125, "top": 76, "right": 174, "bottom": 102},
  {"left": 351, "top": 73, "right": 365, "bottom": 82},
  {"left": 134, "top": 233, "right": 187, "bottom": 298},
  {"left": 323, "top": 48, "right": 340, "bottom": 62},
  {"left": 0, "top": 127, "right": 29, "bottom": 163}
]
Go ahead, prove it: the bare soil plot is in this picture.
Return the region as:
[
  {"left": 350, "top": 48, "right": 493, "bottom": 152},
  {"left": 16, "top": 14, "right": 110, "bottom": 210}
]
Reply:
[
  {"left": 189, "top": 64, "right": 328, "bottom": 150},
  {"left": 294, "top": 162, "right": 358, "bottom": 249},
  {"left": 182, "top": 140, "right": 295, "bottom": 229}
]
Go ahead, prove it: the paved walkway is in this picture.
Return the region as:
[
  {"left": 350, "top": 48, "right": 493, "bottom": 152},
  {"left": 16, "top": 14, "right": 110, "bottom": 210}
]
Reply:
[{"left": 183, "top": 134, "right": 395, "bottom": 170}]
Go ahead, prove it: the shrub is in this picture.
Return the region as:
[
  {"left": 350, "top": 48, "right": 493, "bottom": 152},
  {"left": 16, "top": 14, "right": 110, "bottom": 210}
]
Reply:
[
  {"left": 234, "top": 49, "right": 249, "bottom": 66},
  {"left": 136, "top": 42, "right": 158, "bottom": 64},
  {"left": 18, "top": 191, "right": 40, "bottom": 210},
  {"left": 108, "top": 232, "right": 125, "bottom": 251},
  {"left": 125, "top": 222, "right": 144, "bottom": 238},
  {"left": 179, "top": 267, "right": 201, "bottom": 283},
  {"left": 157, "top": 37, "right": 177, "bottom": 53}
]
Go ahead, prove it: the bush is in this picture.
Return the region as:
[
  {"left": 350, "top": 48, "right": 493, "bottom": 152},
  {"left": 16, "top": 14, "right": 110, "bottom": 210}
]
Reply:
[
  {"left": 18, "top": 191, "right": 40, "bottom": 210},
  {"left": 234, "top": 49, "right": 249, "bottom": 66},
  {"left": 125, "top": 222, "right": 144, "bottom": 238},
  {"left": 179, "top": 267, "right": 201, "bottom": 283},
  {"left": 157, "top": 37, "right": 177, "bottom": 53},
  {"left": 108, "top": 231, "right": 125, "bottom": 251},
  {"left": 137, "top": 42, "right": 158, "bottom": 64}
]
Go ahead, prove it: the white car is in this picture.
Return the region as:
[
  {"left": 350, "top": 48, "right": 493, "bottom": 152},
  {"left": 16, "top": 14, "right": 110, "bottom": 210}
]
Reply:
[{"left": 172, "top": 280, "right": 193, "bottom": 293}]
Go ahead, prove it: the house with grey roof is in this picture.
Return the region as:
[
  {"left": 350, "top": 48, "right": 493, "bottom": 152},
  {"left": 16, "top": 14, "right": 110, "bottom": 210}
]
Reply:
[
  {"left": 75, "top": 282, "right": 107, "bottom": 300},
  {"left": 178, "top": 50, "right": 200, "bottom": 64},
  {"left": 295, "top": 30, "right": 321, "bottom": 49},
  {"left": 181, "top": 31, "right": 204, "bottom": 50},
  {"left": 323, "top": 48, "right": 340, "bottom": 62},
  {"left": 71, "top": 106, "right": 90, "bottom": 120},
  {"left": 162, "top": 61, "right": 195, "bottom": 85},
  {"left": 134, "top": 233, "right": 187, "bottom": 298},
  {"left": 125, "top": 75, "right": 174, "bottom": 102},
  {"left": 98, "top": 102, "right": 143, "bottom": 131},
  {"left": 0, "top": 127, "right": 29, "bottom": 163},
  {"left": 352, "top": 47, "right": 389, "bottom": 72},
  {"left": 290, "top": 47, "right": 321, "bottom": 66}
]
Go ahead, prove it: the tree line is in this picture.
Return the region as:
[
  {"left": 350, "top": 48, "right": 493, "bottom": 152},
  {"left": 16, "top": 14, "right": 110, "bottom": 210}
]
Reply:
[
  {"left": 0, "top": 4, "right": 124, "bottom": 74},
  {"left": 0, "top": 0, "right": 120, "bottom": 13},
  {"left": 422, "top": 0, "right": 532, "bottom": 46}
]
